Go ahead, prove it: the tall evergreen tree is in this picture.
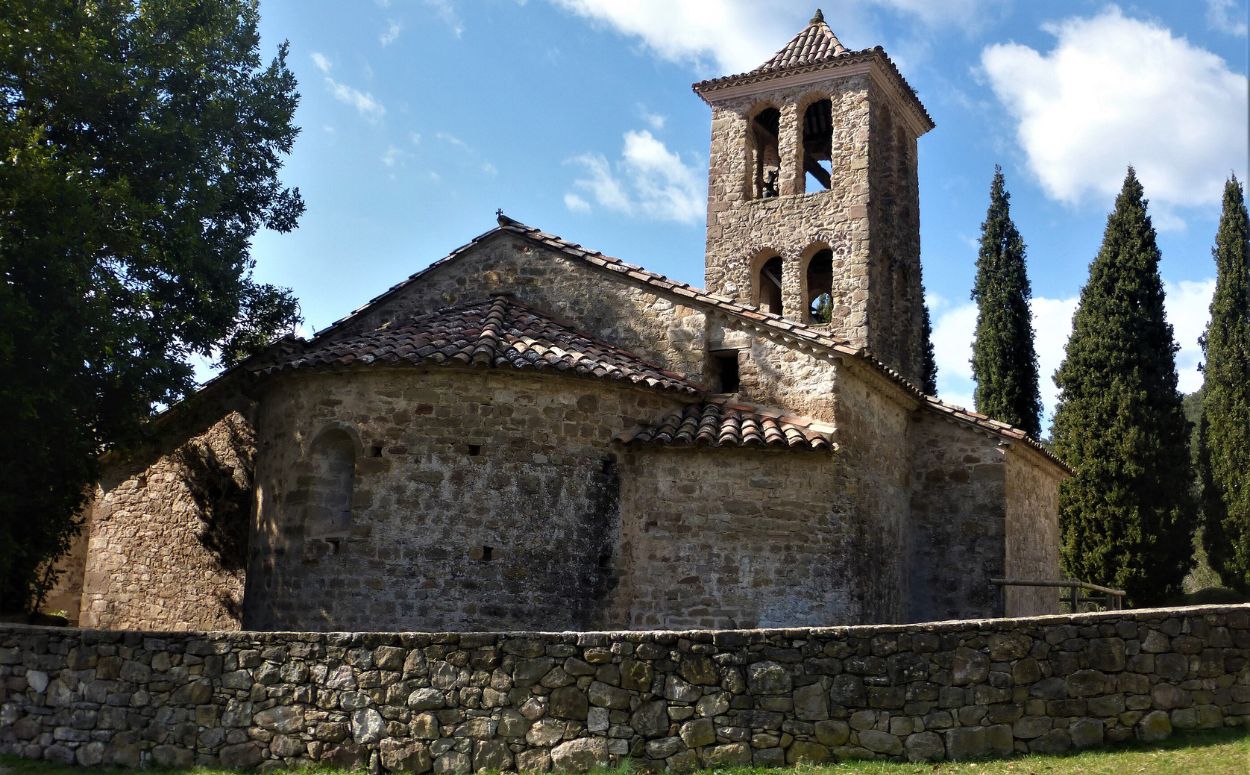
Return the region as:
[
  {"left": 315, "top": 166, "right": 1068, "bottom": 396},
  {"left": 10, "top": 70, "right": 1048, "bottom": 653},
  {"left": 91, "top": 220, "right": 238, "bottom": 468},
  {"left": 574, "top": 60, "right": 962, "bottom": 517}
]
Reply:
[
  {"left": 1197, "top": 176, "right": 1250, "bottom": 593},
  {"left": 1051, "top": 169, "right": 1194, "bottom": 606},
  {"left": 921, "top": 298, "right": 938, "bottom": 396},
  {"left": 970, "top": 166, "right": 1042, "bottom": 437}
]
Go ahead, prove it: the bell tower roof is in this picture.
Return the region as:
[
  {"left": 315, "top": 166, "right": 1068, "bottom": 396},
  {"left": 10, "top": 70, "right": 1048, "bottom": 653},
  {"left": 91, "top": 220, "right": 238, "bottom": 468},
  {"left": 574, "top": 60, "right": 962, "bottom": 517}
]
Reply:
[
  {"left": 753, "top": 8, "right": 849, "bottom": 73},
  {"left": 691, "top": 10, "right": 933, "bottom": 135}
]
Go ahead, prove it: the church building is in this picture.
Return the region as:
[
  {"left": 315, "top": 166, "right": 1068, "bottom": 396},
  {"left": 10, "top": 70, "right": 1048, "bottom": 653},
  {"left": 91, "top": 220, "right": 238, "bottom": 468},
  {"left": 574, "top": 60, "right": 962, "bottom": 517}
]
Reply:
[{"left": 51, "top": 12, "right": 1066, "bottom": 634}]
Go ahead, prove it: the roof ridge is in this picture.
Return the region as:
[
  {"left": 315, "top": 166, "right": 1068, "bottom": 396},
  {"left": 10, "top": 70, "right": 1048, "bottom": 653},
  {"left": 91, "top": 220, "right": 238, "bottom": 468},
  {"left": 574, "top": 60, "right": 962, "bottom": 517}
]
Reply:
[{"left": 279, "top": 216, "right": 1061, "bottom": 469}]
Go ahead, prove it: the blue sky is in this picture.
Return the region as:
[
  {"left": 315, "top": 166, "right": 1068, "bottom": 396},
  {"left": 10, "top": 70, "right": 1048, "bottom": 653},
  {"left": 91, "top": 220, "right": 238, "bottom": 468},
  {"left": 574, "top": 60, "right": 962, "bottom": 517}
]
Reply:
[{"left": 241, "top": 0, "right": 1249, "bottom": 427}]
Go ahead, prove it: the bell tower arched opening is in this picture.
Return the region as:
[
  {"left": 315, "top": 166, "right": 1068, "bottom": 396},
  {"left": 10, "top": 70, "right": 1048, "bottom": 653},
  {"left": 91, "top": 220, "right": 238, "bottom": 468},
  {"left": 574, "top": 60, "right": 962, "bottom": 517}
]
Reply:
[
  {"left": 802, "top": 99, "right": 833, "bottom": 193},
  {"left": 753, "top": 254, "right": 785, "bottom": 315},
  {"left": 749, "top": 107, "right": 781, "bottom": 200},
  {"left": 805, "top": 248, "right": 834, "bottom": 324}
]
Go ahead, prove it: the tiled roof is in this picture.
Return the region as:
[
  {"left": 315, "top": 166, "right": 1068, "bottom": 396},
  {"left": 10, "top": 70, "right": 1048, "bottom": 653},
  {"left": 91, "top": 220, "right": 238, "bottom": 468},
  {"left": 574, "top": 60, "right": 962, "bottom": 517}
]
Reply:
[
  {"left": 259, "top": 296, "right": 701, "bottom": 395},
  {"left": 753, "top": 10, "right": 848, "bottom": 73},
  {"left": 297, "top": 216, "right": 1065, "bottom": 471},
  {"left": 620, "top": 402, "right": 834, "bottom": 452},
  {"left": 690, "top": 14, "right": 934, "bottom": 132}
]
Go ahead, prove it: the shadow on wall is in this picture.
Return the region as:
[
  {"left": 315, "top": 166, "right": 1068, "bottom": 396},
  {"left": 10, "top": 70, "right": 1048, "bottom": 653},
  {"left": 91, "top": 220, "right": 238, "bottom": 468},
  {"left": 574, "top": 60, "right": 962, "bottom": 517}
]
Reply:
[{"left": 173, "top": 413, "right": 253, "bottom": 619}]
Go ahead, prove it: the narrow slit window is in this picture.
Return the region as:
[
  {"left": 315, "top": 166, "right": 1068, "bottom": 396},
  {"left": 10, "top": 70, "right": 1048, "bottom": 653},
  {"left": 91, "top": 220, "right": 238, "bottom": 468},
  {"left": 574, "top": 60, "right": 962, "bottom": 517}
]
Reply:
[{"left": 802, "top": 99, "right": 833, "bottom": 193}]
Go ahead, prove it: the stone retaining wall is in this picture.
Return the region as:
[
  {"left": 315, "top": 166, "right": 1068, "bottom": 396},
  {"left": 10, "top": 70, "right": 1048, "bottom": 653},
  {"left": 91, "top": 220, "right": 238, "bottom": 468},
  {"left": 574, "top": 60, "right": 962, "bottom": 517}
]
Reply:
[{"left": 2, "top": 606, "right": 1247, "bottom": 772}]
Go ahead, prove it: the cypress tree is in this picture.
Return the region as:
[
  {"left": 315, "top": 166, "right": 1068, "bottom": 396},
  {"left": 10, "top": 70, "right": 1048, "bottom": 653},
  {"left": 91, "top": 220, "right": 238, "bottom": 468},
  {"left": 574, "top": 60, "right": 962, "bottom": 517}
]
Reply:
[
  {"left": 922, "top": 295, "right": 938, "bottom": 395},
  {"left": 1051, "top": 168, "right": 1194, "bottom": 606},
  {"left": 970, "top": 166, "right": 1042, "bottom": 437},
  {"left": 1198, "top": 176, "right": 1250, "bottom": 593}
]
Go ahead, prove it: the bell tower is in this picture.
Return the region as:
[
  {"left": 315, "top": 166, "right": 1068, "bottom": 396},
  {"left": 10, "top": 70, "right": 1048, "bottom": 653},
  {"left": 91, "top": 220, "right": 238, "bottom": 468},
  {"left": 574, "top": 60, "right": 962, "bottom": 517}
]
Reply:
[{"left": 693, "top": 10, "right": 934, "bottom": 385}]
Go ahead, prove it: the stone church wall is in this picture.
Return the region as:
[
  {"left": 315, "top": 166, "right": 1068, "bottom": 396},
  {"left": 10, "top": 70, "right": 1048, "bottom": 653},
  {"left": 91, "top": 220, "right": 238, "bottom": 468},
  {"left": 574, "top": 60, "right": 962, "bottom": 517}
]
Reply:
[
  {"left": 906, "top": 414, "right": 1008, "bottom": 623},
  {"left": 78, "top": 407, "right": 256, "bottom": 632},
  {"left": 1004, "top": 452, "right": 1064, "bottom": 617},
  {"left": 243, "top": 368, "right": 685, "bottom": 632},
  {"left": 323, "top": 235, "right": 709, "bottom": 386},
  {"left": 831, "top": 366, "right": 915, "bottom": 621},
  {"left": 2, "top": 605, "right": 1245, "bottom": 771},
  {"left": 606, "top": 446, "right": 860, "bottom": 630}
]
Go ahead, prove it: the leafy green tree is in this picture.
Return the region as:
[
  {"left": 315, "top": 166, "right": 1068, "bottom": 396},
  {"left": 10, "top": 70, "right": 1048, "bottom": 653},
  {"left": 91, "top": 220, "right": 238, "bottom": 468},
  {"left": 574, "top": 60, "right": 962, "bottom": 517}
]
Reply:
[
  {"left": 970, "top": 166, "right": 1042, "bottom": 437},
  {"left": 1197, "top": 176, "right": 1250, "bottom": 593},
  {"left": 0, "top": 0, "right": 303, "bottom": 612},
  {"left": 1051, "top": 169, "right": 1194, "bottom": 606}
]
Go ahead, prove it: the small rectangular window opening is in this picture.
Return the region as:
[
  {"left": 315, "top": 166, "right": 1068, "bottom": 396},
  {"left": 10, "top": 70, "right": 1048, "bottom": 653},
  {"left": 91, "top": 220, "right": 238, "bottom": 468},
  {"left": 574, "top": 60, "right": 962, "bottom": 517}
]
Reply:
[
  {"left": 467, "top": 443, "right": 482, "bottom": 457},
  {"left": 370, "top": 445, "right": 384, "bottom": 458},
  {"left": 714, "top": 351, "right": 741, "bottom": 393},
  {"left": 481, "top": 546, "right": 493, "bottom": 562}
]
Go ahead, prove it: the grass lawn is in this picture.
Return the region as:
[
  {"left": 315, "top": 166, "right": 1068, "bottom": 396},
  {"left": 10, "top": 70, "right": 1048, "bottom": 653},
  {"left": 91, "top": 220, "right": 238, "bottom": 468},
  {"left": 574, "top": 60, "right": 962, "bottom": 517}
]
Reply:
[{"left": 2, "top": 728, "right": 1248, "bottom": 775}]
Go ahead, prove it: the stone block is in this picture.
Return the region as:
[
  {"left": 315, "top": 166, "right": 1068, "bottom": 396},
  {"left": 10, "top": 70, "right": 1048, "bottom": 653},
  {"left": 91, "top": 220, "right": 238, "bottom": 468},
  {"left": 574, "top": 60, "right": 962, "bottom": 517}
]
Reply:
[
  {"left": 1136, "top": 710, "right": 1172, "bottom": 743},
  {"left": 680, "top": 718, "right": 716, "bottom": 748},
  {"left": 904, "top": 731, "right": 945, "bottom": 762},
  {"left": 550, "top": 738, "right": 609, "bottom": 773}
]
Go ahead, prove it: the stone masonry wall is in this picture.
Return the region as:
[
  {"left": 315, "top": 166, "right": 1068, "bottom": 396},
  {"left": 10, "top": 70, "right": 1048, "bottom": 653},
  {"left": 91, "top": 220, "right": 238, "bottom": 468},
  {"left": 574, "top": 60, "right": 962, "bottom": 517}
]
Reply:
[
  {"left": 906, "top": 413, "right": 1008, "bottom": 623},
  {"left": 244, "top": 368, "right": 685, "bottom": 633},
  {"left": 607, "top": 446, "right": 871, "bottom": 630},
  {"left": 1004, "top": 452, "right": 1064, "bottom": 618},
  {"left": 702, "top": 78, "right": 872, "bottom": 347},
  {"left": 830, "top": 365, "right": 915, "bottom": 619},
  {"left": 1, "top": 606, "right": 1246, "bottom": 771},
  {"left": 78, "top": 409, "right": 256, "bottom": 632}
]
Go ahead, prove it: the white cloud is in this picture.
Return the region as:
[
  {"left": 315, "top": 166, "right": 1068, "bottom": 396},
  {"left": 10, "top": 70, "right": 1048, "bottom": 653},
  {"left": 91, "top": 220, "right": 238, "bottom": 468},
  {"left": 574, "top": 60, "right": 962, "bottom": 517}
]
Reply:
[
  {"left": 325, "top": 78, "right": 386, "bottom": 119},
  {"left": 425, "top": 0, "right": 464, "bottom": 38},
  {"left": 567, "top": 129, "right": 703, "bottom": 223},
  {"left": 409, "top": 132, "right": 422, "bottom": 145},
  {"left": 310, "top": 51, "right": 332, "bottom": 74},
  {"left": 550, "top": 1, "right": 995, "bottom": 74},
  {"left": 981, "top": 7, "right": 1248, "bottom": 218},
  {"left": 638, "top": 105, "right": 666, "bottom": 130},
  {"left": 564, "top": 192, "right": 591, "bottom": 213},
  {"left": 380, "top": 19, "right": 402, "bottom": 47},
  {"left": 310, "top": 52, "right": 385, "bottom": 120},
  {"left": 1207, "top": 0, "right": 1249, "bottom": 36},
  {"left": 381, "top": 145, "right": 409, "bottom": 167},
  {"left": 433, "top": 132, "right": 496, "bottom": 176},
  {"left": 932, "top": 279, "right": 1214, "bottom": 430},
  {"left": 436, "top": 131, "right": 468, "bottom": 149},
  {"left": 1168, "top": 279, "right": 1217, "bottom": 393}
]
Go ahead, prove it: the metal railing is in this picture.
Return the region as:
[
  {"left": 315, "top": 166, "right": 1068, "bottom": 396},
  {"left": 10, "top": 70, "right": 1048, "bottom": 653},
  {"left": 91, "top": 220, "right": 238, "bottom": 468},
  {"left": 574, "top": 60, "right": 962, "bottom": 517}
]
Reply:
[{"left": 991, "top": 577, "right": 1126, "bottom": 613}]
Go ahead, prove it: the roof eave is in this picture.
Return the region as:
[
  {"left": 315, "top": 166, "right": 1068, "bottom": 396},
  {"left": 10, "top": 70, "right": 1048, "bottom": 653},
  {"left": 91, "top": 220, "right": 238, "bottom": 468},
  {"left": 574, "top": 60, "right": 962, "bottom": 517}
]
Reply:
[{"left": 692, "top": 48, "right": 934, "bottom": 135}]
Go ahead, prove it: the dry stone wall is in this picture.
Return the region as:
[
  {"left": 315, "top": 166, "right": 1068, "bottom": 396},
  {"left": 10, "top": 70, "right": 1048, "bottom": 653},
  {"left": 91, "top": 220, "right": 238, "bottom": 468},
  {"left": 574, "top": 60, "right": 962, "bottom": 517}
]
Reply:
[{"left": 2, "top": 606, "right": 1246, "bottom": 772}]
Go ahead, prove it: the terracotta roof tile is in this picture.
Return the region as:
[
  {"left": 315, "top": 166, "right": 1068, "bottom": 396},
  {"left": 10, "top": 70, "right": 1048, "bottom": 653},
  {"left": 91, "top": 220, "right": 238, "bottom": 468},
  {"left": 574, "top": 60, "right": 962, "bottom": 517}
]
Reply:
[
  {"left": 298, "top": 215, "right": 1064, "bottom": 471},
  {"left": 261, "top": 296, "right": 700, "bottom": 396},
  {"left": 753, "top": 10, "right": 849, "bottom": 72},
  {"left": 620, "top": 402, "right": 834, "bottom": 452}
]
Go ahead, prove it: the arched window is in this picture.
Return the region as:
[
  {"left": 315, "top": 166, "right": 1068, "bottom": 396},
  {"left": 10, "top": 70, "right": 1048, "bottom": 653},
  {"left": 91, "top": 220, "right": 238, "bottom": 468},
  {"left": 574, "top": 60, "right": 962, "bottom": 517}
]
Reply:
[
  {"left": 305, "top": 428, "right": 355, "bottom": 538},
  {"left": 755, "top": 254, "right": 784, "bottom": 315},
  {"left": 806, "top": 248, "right": 834, "bottom": 324},
  {"left": 802, "top": 99, "right": 833, "bottom": 193},
  {"left": 749, "top": 107, "right": 781, "bottom": 200}
]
